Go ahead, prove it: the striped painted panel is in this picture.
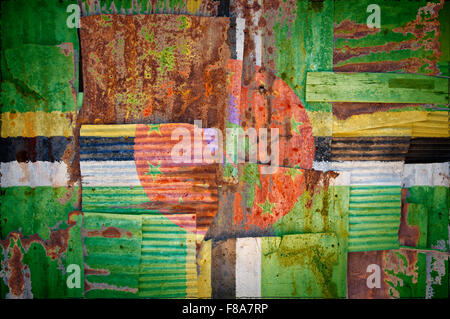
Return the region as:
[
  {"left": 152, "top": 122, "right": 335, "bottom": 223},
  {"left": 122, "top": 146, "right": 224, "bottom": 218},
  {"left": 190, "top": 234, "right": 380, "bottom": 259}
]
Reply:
[
  {"left": 139, "top": 215, "right": 197, "bottom": 298},
  {"left": 405, "top": 138, "right": 450, "bottom": 163},
  {"left": 331, "top": 137, "right": 410, "bottom": 161},
  {"left": 80, "top": 124, "right": 219, "bottom": 240},
  {"left": 83, "top": 213, "right": 142, "bottom": 298},
  {"left": 348, "top": 186, "right": 401, "bottom": 252}
]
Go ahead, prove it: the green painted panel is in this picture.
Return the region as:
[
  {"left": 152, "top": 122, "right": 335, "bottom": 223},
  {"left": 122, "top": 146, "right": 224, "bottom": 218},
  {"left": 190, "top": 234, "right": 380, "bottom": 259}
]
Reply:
[
  {"left": 2, "top": 44, "right": 76, "bottom": 113},
  {"left": 272, "top": 0, "right": 334, "bottom": 112},
  {"left": 83, "top": 212, "right": 142, "bottom": 298},
  {"left": 334, "top": 0, "right": 449, "bottom": 76},
  {"left": 0, "top": 186, "right": 82, "bottom": 298},
  {"left": 306, "top": 72, "right": 449, "bottom": 104},
  {"left": 261, "top": 233, "right": 344, "bottom": 298},
  {"left": 1, "top": 0, "right": 79, "bottom": 87},
  {"left": 405, "top": 186, "right": 449, "bottom": 251}
]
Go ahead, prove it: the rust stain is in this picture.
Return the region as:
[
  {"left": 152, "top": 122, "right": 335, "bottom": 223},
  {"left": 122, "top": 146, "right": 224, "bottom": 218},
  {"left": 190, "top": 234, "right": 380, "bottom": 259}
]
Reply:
[
  {"left": 398, "top": 189, "right": 421, "bottom": 247},
  {"left": 79, "top": 14, "right": 230, "bottom": 134},
  {"left": 333, "top": 102, "right": 424, "bottom": 120},
  {"left": 334, "top": 20, "right": 381, "bottom": 39},
  {"left": 84, "top": 226, "right": 132, "bottom": 239}
]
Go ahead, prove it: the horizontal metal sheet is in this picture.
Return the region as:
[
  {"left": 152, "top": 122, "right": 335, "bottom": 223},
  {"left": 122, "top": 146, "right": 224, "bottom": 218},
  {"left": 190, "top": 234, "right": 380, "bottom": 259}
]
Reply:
[
  {"left": 0, "top": 137, "right": 72, "bottom": 162},
  {"left": 0, "top": 161, "right": 69, "bottom": 187},
  {"left": 405, "top": 138, "right": 450, "bottom": 163},
  {"left": 307, "top": 72, "right": 449, "bottom": 104},
  {"left": 331, "top": 137, "right": 410, "bottom": 161}
]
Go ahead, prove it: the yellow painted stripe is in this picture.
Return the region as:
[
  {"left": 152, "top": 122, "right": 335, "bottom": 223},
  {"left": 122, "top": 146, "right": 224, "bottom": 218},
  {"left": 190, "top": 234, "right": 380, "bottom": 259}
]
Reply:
[
  {"left": 1, "top": 112, "right": 74, "bottom": 137},
  {"left": 186, "top": 233, "right": 198, "bottom": 298},
  {"left": 80, "top": 124, "right": 137, "bottom": 137},
  {"left": 187, "top": 0, "right": 202, "bottom": 13},
  {"left": 332, "top": 111, "right": 428, "bottom": 136},
  {"left": 411, "top": 112, "right": 449, "bottom": 137},
  {"left": 307, "top": 110, "right": 332, "bottom": 137},
  {"left": 197, "top": 239, "right": 212, "bottom": 299}
]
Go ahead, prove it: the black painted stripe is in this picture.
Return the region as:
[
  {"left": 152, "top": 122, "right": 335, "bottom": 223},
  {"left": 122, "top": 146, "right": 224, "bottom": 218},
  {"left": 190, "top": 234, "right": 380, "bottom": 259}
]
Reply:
[
  {"left": 405, "top": 138, "right": 450, "bottom": 163},
  {"left": 79, "top": 136, "right": 135, "bottom": 161},
  {"left": 0, "top": 137, "right": 72, "bottom": 162}
]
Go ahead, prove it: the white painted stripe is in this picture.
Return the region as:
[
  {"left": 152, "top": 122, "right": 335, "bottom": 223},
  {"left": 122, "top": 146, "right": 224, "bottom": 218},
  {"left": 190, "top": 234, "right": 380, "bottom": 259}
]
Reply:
[
  {"left": 80, "top": 160, "right": 141, "bottom": 187},
  {"left": 236, "top": 237, "right": 261, "bottom": 298},
  {"left": 0, "top": 161, "right": 68, "bottom": 187},
  {"left": 402, "top": 163, "right": 449, "bottom": 187},
  {"left": 253, "top": 0, "right": 262, "bottom": 67},
  {"left": 235, "top": 17, "right": 245, "bottom": 61}
]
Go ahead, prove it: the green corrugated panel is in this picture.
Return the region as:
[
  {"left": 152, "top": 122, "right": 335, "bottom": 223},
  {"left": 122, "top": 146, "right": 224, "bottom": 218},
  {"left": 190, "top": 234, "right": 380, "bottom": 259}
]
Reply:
[
  {"left": 349, "top": 186, "right": 402, "bottom": 252},
  {"left": 83, "top": 213, "right": 142, "bottom": 298},
  {"left": 0, "top": 186, "right": 83, "bottom": 298},
  {"left": 82, "top": 186, "right": 156, "bottom": 215},
  {"left": 139, "top": 214, "right": 197, "bottom": 298}
]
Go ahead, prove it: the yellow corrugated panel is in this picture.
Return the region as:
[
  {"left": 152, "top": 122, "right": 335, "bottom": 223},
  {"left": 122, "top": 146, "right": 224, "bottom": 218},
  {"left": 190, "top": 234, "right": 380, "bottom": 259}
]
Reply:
[
  {"left": 332, "top": 111, "right": 428, "bottom": 137},
  {"left": 80, "top": 124, "right": 138, "bottom": 137},
  {"left": 1, "top": 111, "right": 74, "bottom": 137},
  {"left": 197, "top": 240, "right": 212, "bottom": 298},
  {"left": 411, "top": 111, "right": 449, "bottom": 137},
  {"left": 307, "top": 110, "right": 332, "bottom": 137}
]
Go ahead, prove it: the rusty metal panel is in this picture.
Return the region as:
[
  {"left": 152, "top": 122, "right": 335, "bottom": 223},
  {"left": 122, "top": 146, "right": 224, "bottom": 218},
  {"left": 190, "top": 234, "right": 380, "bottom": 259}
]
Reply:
[
  {"left": 79, "top": 14, "right": 229, "bottom": 133},
  {"left": 348, "top": 248, "right": 449, "bottom": 299}
]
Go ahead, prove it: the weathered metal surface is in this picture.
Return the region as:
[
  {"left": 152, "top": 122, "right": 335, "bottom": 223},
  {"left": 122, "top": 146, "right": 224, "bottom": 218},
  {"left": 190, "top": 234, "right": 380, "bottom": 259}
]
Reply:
[
  {"left": 0, "top": 188, "right": 82, "bottom": 298},
  {"left": 1, "top": 43, "right": 77, "bottom": 138},
  {"left": 399, "top": 163, "right": 449, "bottom": 251},
  {"left": 327, "top": 161, "right": 403, "bottom": 252},
  {"left": 80, "top": 124, "right": 219, "bottom": 240},
  {"left": 83, "top": 212, "right": 141, "bottom": 298},
  {"left": 331, "top": 137, "right": 411, "bottom": 161},
  {"left": 307, "top": 72, "right": 449, "bottom": 104},
  {"left": 348, "top": 248, "right": 449, "bottom": 299},
  {"left": 405, "top": 138, "right": 450, "bottom": 163},
  {"left": 139, "top": 214, "right": 197, "bottom": 298},
  {"left": 79, "top": 14, "right": 229, "bottom": 133},
  {"left": 1, "top": 0, "right": 80, "bottom": 89},
  {"left": 80, "top": 0, "right": 220, "bottom": 16}
]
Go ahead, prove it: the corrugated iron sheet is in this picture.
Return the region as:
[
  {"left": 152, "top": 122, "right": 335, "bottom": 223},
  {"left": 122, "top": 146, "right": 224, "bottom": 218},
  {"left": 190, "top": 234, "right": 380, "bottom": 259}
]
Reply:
[
  {"left": 80, "top": 123, "right": 219, "bottom": 240},
  {"left": 405, "top": 138, "right": 450, "bottom": 163},
  {"left": 331, "top": 137, "right": 410, "bottom": 161},
  {"left": 83, "top": 212, "right": 141, "bottom": 298}
]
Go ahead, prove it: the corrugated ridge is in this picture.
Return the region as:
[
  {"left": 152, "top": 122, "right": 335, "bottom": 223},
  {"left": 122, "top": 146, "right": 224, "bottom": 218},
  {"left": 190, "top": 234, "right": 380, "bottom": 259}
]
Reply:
[
  {"left": 348, "top": 186, "right": 401, "bottom": 252},
  {"left": 331, "top": 137, "right": 410, "bottom": 161},
  {"left": 139, "top": 215, "right": 197, "bottom": 298}
]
